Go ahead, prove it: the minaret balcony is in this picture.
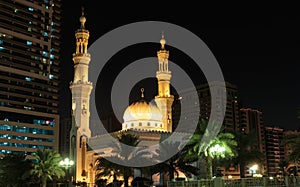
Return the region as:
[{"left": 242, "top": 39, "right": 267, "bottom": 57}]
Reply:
[{"left": 73, "top": 53, "right": 91, "bottom": 58}]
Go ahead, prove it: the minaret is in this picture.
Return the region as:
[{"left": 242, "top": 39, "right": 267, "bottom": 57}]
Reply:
[
  {"left": 69, "top": 7, "right": 93, "bottom": 183},
  {"left": 155, "top": 35, "right": 174, "bottom": 132}
]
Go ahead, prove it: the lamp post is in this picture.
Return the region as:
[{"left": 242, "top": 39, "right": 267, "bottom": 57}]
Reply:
[
  {"left": 60, "top": 158, "right": 74, "bottom": 187},
  {"left": 249, "top": 164, "right": 258, "bottom": 177},
  {"left": 209, "top": 144, "right": 226, "bottom": 177}
]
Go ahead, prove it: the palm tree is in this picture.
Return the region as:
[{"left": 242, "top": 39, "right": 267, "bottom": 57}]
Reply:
[
  {"left": 283, "top": 133, "right": 300, "bottom": 176},
  {"left": 29, "top": 148, "right": 65, "bottom": 187},
  {"left": 279, "top": 160, "right": 289, "bottom": 176},
  {"left": 95, "top": 132, "right": 141, "bottom": 187},
  {"left": 232, "top": 130, "right": 265, "bottom": 178},
  {"left": 187, "top": 119, "right": 237, "bottom": 179},
  {"left": 151, "top": 141, "right": 200, "bottom": 181},
  {"left": 0, "top": 153, "right": 32, "bottom": 186}
]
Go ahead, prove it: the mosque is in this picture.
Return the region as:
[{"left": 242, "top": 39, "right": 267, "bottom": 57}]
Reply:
[{"left": 68, "top": 10, "right": 190, "bottom": 185}]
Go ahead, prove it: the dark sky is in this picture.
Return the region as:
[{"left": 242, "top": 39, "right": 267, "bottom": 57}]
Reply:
[{"left": 60, "top": 3, "right": 300, "bottom": 130}]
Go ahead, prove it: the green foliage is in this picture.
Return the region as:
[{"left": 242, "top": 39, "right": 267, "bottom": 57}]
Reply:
[
  {"left": 231, "top": 130, "right": 265, "bottom": 178},
  {"left": 0, "top": 154, "right": 32, "bottom": 186},
  {"left": 95, "top": 132, "right": 140, "bottom": 187},
  {"left": 283, "top": 133, "right": 300, "bottom": 162},
  {"left": 186, "top": 119, "right": 238, "bottom": 178},
  {"left": 151, "top": 141, "right": 201, "bottom": 181},
  {"left": 29, "top": 148, "right": 65, "bottom": 187}
]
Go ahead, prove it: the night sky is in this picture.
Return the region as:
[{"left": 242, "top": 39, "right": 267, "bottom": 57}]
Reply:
[{"left": 60, "top": 3, "right": 300, "bottom": 130}]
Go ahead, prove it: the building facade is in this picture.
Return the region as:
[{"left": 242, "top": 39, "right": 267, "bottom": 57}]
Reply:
[
  {"left": 69, "top": 11, "right": 184, "bottom": 184},
  {"left": 264, "top": 126, "right": 285, "bottom": 176},
  {"left": 239, "top": 108, "right": 265, "bottom": 154},
  {"left": 239, "top": 108, "right": 266, "bottom": 175},
  {"left": 0, "top": 0, "right": 61, "bottom": 154}
]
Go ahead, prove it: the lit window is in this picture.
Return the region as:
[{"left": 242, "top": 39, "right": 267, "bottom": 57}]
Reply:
[
  {"left": 46, "top": 6, "right": 49, "bottom": 9},
  {"left": 29, "top": 21, "right": 32, "bottom": 24},
  {"left": 14, "top": 9, "right": 18, "bottom": 13},
  {"left": 35, "top": 56, "right": 40, "bottom": 60},
  {"left": 28, "top": 7, "right": 34, "bottom": 11},
  {"left": 27, "top": 41, "right": 32, "bottom": 46},
  {"left": 44, "top": 32, "right": 48, "bottom": 37},
  {"left": 0, "top": 40, "right": 3, "bottom": 45},
  {"left": 49, "top": 74, "right": 54, "bottom": 79},
  {"left": 25, "top": 77, "right": 32, "bottom": 82},
  {"left": 50, "top": 54, "right": 54, "bottom": 59},
  {"left": 51, "top": 22, "right": 55, "bottom": 26},
  {"left": 42, "top": 51, "right": 48, "bottom": 57},
  {"left": 24, "top": 106, "right": 32, "bottom": 110},
  {"left": 0, "top": 46, "right": 4, "bottom": 51}
]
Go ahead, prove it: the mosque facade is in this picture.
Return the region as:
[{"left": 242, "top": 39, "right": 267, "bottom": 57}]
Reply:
[{"left": 68, "top": 11, "right": 189, "bottom": 185}]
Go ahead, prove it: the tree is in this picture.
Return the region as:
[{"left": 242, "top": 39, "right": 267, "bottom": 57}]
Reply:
[
  {"left": 232, "top": 130, "right": 265, "bottom": 178},
  {"left": 187, "top": 119, "right": 237, "bottom": 179},
  {"left": 95, "top": 133, "right": 141, "bottom": 187},
  {"left": 279, "top": 160, "right": 289, "bottom": 176},
  {"left": 151, "top": 141, "right": 200, "bottom": 181},
  {"left": 29, "top": 148, "right": 65, "bottom": 187},
  {"left": 283, "top": 133, "right": 300, "bottom": 176},
  {"left": 0, "top": 154, "right": 32, "bottom": 186}
]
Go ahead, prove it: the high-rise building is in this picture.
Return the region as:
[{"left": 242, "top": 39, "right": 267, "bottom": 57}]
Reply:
[
  {"left": 264, "top": 126, "right": 285, "bottom": 176},
  {"left": 200, "top": 81, "right": 239, "bottom": 132},
  {"left": 174, "top": 81, "right": 239, "bottom": 132},
  {"left": 283, "top": 129, "right": 300, "bottom": 175},
  {"left": 0, "top": 0, "right": 61, "bottom": 154},
  {"left": 239, "top": 108, "right": 266, "bottom": 175},
  {"left": 239, "top": 108, "right": 265, "bottom": 153}
]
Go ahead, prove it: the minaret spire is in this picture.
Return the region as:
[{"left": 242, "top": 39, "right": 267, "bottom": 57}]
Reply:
[
  {"left": 141, "top": 88, "right": 145, "bottom": 99},
  {"left": 160, "top": 31, "right": 165, "bottom": 50},
  {"left": 80, "top": 6, "right": 86, "bottom": 29},
  {"left": 155, "top": 34, "right": 174, "bottom": 132}
]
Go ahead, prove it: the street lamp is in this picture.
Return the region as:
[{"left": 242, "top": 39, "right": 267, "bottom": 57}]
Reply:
[
  {"left": 209, "top": 144, "right": 226, "bottom": 177},
  {"left": 249, "top": 164, "right": 258, "bottom": 177},
  {"left": 60, "top": 158, "right": 74, "bottom": 187}
]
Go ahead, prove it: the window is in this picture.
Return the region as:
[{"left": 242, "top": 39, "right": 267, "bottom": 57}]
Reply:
[
  {"left": 25, "top": 77, "right": 32, "bottom": 82},
  {"left": 49, "top": 74, "right": 54, "bottom": 80},
  {"left": 42, "top": 51, "right": 48, "bottom": 57}
]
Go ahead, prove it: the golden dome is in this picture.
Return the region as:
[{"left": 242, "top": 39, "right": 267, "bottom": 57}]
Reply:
[{"left": 123, "top": 100, "right": 163, "bottom": 123}]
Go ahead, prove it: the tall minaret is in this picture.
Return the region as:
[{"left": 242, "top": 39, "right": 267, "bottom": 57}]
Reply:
[
  {"left": 69, "top": 7, "right": 93, "bottom": 183},
  {"left": 155, "top": 35, "right": 174, "bottom": 132}
]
